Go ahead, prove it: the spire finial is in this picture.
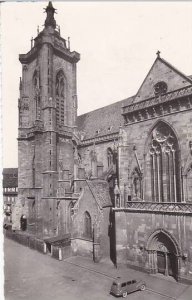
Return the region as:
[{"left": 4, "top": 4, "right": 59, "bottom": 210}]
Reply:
[
  {"left": 156, "top": 50, "right": 161, "bottom": 58},
  {"left": 44, "top": 1, "right": 57, "bottom": 29},
  {"left": 67, "top": 37, "right": 70, "bottom": 50},
  {"left": 31, "top": 37, "right": 33, "bottom": 49}
]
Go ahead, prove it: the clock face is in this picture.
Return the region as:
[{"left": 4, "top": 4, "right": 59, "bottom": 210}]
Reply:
[{"left": 154, "top": 81, "right": 168, "bottom": 95}]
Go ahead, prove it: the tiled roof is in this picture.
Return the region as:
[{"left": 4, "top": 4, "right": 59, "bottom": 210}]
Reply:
[
  {"left": 3, "top": 168, "right": 18, "bottom": 188},
  {"left": 76, "top": 96, "right": 134, "bottom": 140},
  {"left": 87, "top": 180, "right": 112, "bottom": 208}
]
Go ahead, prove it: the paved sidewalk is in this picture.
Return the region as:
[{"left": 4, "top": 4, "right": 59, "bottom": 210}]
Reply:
[
  {"left": 4, "top": 237, "right": 191, "bottom": 300},
  {"left": 177, "top": 286, "right": 192, "bottom": 300},
  {"left": 64, "top": 255, "right": 190, "bottom": 299}
]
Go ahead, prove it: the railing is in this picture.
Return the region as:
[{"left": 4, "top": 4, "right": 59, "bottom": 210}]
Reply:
[
  {"left": 122, "top": 85, "right": 192, "bottom": 115},
  {"left": 114, "top": 201, "right": 192, "bottom": 215}
]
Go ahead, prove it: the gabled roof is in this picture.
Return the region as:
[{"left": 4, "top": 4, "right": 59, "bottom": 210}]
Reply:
[
  {"left": 77, "top": 96, "right": 134, "bottom": 140},
  {"left": 134, "top": 56, "right": 192, "bottom": 103},
  {"left": 77, "top": 55, "right": 192, "bottom": 140},
  {"left": 87, "top": 180, "right": 112, "bottom": 208},
  {"left": 160, "top": 56, "right": 192, "bottom": 84},
  {"left": 3, "top": 168, "right": 18, "bottom": 188}
]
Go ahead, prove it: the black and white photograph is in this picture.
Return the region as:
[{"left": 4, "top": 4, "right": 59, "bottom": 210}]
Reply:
[{"left": 2, "top": 1, "right": 192, "bottom": 299}]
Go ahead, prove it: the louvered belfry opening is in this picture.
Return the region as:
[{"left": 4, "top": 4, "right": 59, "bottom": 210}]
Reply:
[{"left": 56, "top": 70, "right": 65, "bottom": 125}]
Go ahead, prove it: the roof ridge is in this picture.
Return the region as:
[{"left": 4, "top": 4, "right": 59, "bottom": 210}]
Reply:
[
  {"left": 159, "top": 56, "right": 192, "bottom": 84},
  {"left": 77, "top": 96, "right": 134, "bottom": 118},
  {"left": 86, "top": 180, "right": 102, "bottom": 209}
]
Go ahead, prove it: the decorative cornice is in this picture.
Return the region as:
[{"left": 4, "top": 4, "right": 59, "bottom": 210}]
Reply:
[
  {"left": 19, "top": 45, "right": 40, "bottom": 64},
  {"left": 18, "top": 123, "right": 78, "bottom": 140},
  {"left": 79, "top": 132, "right": 119, "bottom": 147},
  {"left": 19, "top": 35, "right": 80, "bottom": 64},
  {"left": 42, "top": 196, "right": 78, "bottom": 200},
  {"left": 122, "top": 85, "right": 192, "bottom": 125},
  {"left": 113, "top": 201, "right": 192, "bottom": 215},
  {"left": 53, "top": 43, "right": 80, "bottom": 63}
]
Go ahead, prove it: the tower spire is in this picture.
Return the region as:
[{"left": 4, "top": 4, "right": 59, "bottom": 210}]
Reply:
[{"left": 44, "top": 1, "right": 56, "bottom": 29}]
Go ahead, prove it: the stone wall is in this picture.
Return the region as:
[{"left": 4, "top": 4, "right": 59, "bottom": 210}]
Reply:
[
  {"left": 5, "top": 230, "right": 45, "bottom": 254},
  {"left": 119, "top": 110, "right": 192, "bottom": 202},
  {"left": 71, "top": 238, "right": 93, "bottom": 258},
  {"left": 79, "top": 140, "right": 117, "bottom": 178},
  {"left": 72, "top": 180, "right": 112, "bottom": 261},
  {"left": 115, "top": 210, "right": 192, "bottom": 282}
]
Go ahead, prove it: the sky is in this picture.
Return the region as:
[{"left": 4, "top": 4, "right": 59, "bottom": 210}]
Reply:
[{"left": 1, "top": 1, "right": 192, "bottom": 168}]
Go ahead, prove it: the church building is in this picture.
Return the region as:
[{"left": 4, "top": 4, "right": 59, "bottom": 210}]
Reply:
[{"left": 13, "top": 2, "right": 192, "bottom": 283}]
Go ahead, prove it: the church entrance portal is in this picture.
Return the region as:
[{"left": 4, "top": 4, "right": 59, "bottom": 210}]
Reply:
[
  {"left": 157, "top": 251, "right": 177, "bottom": 277},
  {"left": 146, "top": 229, "right": 180, "bottom": 280}
]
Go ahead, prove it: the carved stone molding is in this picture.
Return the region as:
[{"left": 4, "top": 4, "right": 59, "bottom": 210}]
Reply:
[
  {"left": 122, "top": 85, "right": 192, "bottom": 124},
  {"left": 113, "top": 201, "right": 192, "bottom": 215},
  {"left": 80, "top": 132, "right": 119, "bottom": 147}
]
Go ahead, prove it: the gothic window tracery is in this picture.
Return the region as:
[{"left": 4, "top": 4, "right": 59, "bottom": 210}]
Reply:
[
  {"left": 148, "top": 123, "right": 180, "bottom": 202},
  {"left": 56, "top": 70, "right": 65, "bottom": 125},
  {"left": 154, "top": 81, "right": 168, "bottom": 96}
]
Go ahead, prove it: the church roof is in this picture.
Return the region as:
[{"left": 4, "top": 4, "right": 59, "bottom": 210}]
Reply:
[
  {"left": 3, "top": 168, "right": 18, "bottom": 188},
  {"left": 77, "top": 96, "right": 134, "bottom": 140},
  {"left": 77, "top": 55, "right": 192, "bottom": 140},
  {"left": 87, "top": 180, "right": 112, "bottom": 208}
]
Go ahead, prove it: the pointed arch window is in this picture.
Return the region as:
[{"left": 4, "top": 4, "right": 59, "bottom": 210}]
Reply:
[
  {"left": 33, "top": 71, "right": 40, "bottom": 119},
  {"left": 107, "top": 148, "right": 113, "bottom": 168},
  {"left": 67, "top": 201, "right": 74, "bottom": 231},
  {"left": 32, "top": 154, "right": 35, "bottom": 188},
  {"left": 56, "top": 70, "right": 65, "bottom": 125},
  {"left": 148, "top": 122, "right": 180, "bottom": 202},
  {"left": 33, "top": 72, "right": 38, "bottom": 90},
  {"left": 84, "top": 211, "right": 92, "bottom": 239},
  {"left": 185, "top": 164, "right": 192, "bottom": 202}
]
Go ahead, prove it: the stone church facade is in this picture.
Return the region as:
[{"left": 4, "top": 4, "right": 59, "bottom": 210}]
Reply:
[{"left": 12, "top": 2, "right": 192, "bottom": 283}]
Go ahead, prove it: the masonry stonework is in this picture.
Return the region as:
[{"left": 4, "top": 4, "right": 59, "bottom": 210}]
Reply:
[{"left": 12, "top": 2, "right": 192, "bottom": 282}]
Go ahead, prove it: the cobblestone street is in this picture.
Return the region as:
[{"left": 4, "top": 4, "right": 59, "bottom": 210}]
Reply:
[{"left": 4, "top": 238, "right": 192, "bottom": 300}]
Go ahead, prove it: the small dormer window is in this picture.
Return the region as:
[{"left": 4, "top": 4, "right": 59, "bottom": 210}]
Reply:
[{"left": 154, "top": 81, "right": 168, "bottom": 96}]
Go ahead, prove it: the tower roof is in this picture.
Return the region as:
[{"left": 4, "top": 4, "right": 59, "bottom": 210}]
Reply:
[{"left": 44, "top": 1, "right": 57, "bottom": 29}]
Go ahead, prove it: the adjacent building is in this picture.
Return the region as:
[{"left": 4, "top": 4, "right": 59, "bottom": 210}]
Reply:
[
  {"left": 3, "top": 168, "right": 18, "bottom": 225},
  {"left": 12, "top": 2, "right": 192, "bottom": 283}
]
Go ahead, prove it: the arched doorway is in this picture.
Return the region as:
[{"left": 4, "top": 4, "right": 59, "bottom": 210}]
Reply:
[{"left": 146, "top": 229, "right": 181, "bottom": 280}]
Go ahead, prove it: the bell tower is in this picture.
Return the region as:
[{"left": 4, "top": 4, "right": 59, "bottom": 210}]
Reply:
[{"left": 13, "top": 2, "right": 80, "bottom": 234}]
